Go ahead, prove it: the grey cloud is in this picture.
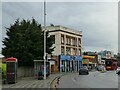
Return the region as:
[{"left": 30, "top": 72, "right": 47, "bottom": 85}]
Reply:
[{"left": 2, "top": 2, "right": 118, "bottom": 53}]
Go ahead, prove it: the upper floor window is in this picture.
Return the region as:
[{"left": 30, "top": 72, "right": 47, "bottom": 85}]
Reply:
[
  {"left": 66, "top": 47, "right": 71, "bottom": 55},
  {"left": 71, "top": 38, "right": 75, "bottom": 46},
  {"left": 78, "top": 38, "right": 81, "bottom": 47},
  {"left": 61, "top": 34, "right": 64, "bottom": 44},
  {"left": 75, "top": 48, "right": 77, "bottom": 55},
  {"left": 61, "top": 46, "right": 65, "bottom": 54},
  {"left": 66, "top": 36, "right": 71, "bottom": 45},
  {"left": 75, "top": 38, "right": 77, "bottom": 46},
  {"left": 72, "top": 48, "right": 75, "bottom": 55},
  {"left": 79, "top": 49, "right": 81, "bottom": 56}
]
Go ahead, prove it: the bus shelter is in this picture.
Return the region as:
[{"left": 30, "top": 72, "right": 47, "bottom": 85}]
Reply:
[{"left": 34, "top": 60, "right": 50, "bottom": 80}]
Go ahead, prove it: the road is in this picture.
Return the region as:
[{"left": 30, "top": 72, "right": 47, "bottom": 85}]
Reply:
[{"left": 57, "top": 71, "right": 119, "bottom": 89}]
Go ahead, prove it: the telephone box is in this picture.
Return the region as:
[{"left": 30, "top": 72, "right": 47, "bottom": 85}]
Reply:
[{"left": 6, "top": 57, "right": 17, "bottom": 84}]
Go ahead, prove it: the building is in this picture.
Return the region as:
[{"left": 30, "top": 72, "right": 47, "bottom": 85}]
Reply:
[
  {"left": 98, "top": 50, "right": 114, "bottom": 59},
  {"left": 46, "top": 25, "right": 83, "bottom": 72},
  {"left": 82, "top": 51, "right": 98, "bottom": 68}
]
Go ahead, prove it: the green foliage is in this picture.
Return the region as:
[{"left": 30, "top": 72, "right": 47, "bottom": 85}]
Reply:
[
  {"left": 2, "top": 18, "right": 55, "bottom": 67},
  {"left": 1, "top": 63, "right": 6, "bottom": 79},
  {"left": 83, "top": 52, "right": 88, "bottom": 55}
]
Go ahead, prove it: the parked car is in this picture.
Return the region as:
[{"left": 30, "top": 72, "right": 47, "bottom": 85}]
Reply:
[
  {"left": 97, "top": 65, "right": 105, "bottom": 71},
  {"left": 116, "top": 67, "right": 120, "bottom": 75},
  {"left": 101, "top": 67, "right": 107, "bottom": 73},
  {"left": 79, "top": 66, "right": 89, "bottom": 75}
]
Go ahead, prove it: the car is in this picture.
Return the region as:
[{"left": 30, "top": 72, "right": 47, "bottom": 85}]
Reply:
[
  {"left": 116, "top": 67, "right": 120, "bottom": 75},
  {"left": 101, "top": 67, "right": 107, "bottom": 73},
  {"left": 97, "top": 65, "right": 105, "bottom": 71},
  {"left": 79, "top": 66, "right": 89, "bottom": 75}
]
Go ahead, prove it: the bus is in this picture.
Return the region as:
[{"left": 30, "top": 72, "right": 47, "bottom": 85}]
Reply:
[{"left": 105, "top": 59, "right": 118, "bottom": 70}]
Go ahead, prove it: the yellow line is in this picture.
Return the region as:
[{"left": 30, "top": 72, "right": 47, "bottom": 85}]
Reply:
[{"left": 51, "top": 78, "right": 57, "bottom": 90}]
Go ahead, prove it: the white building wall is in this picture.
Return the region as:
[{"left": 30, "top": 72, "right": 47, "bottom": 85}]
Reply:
[{"left": 47, "top": 26, "right": 82, "bottom": 56}]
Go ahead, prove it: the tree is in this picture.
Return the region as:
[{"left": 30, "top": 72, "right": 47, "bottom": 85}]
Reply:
[
  {"left": 2, "top": 18, "right": 55, "bottom": 66},
  {"left": 83, "top": 52, "right": 88, "bottom": 55}
]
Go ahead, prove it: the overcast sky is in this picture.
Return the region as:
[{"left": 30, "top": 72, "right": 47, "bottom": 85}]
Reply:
[{"left": 1, "top": 1, "right": 118, "bottom": 54}]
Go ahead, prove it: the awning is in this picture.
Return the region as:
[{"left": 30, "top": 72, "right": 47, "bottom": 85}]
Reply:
[{"left": 83, "top": 55, "right": 95, "bottom": 59}]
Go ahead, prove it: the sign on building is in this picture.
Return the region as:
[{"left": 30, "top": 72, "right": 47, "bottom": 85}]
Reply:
[{"left": 106, "top": 54, "right": 111, "bottom": 59}]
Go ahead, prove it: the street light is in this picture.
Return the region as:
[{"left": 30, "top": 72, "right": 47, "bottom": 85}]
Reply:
[{"left": 43, "top": 0, "right": 47, "bottom": 80}]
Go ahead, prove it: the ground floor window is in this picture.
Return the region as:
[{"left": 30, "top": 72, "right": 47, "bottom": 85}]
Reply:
[{"left": 60, "top": 60, "right": 82, "bottom": 72}]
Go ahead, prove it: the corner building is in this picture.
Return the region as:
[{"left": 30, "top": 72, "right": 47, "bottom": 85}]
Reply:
[{"left": 46, "top": 25, "right": 83, "bottom": 72}]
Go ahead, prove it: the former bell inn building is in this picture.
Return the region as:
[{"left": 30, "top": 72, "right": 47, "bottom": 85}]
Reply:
[{"left": 46, "top": 25, "right": 83, "bottom": 73}]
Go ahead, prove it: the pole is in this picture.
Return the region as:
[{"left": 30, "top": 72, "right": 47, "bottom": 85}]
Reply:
[{"left": 44, "top": 0, "right": 46, "bottom": 80}]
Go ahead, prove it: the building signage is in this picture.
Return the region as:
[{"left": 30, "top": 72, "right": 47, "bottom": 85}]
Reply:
[
  {"left": 60, "top": 55, "right": 66, "bottom": 60},
  {"left": 106, "top": 54, "right": 111, "bottom": 59},
  {"left": 66, "top": 55, "right": 71, "bottom": 60},
  {"left": 60, "top": 55, "right": 82, "bottom": 61},
  {"left": 75, "top": 56, "right": 82, "bottom": 61},
  {"left": 82, "top": 59, "right": 89, "bottom": 64}
]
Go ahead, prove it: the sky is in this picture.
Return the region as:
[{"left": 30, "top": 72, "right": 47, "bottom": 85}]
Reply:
[{"left": 0, "top": 0, "right": 119, "bottom": 54}]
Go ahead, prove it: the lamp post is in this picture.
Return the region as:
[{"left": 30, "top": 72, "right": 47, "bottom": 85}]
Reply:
[{"left": 43, "top": 0, "right": 47, "bottom": 80}]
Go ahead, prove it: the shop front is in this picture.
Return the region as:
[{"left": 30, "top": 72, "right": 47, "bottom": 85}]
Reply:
[{"left": 59, "top": 55, "right": 82, "bottom": 72}]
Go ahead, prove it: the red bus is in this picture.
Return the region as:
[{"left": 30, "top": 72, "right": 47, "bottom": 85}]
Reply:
[{"left": 105, "top": 59, "right": 118, "bottom": 70}]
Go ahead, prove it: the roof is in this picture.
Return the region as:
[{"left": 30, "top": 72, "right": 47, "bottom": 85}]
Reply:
[
  {"left": 42, "top": 25, "right": 82, "bottom": 36},
  {"left": 6, "top": 57, "right": 17, "bottom": 62}
]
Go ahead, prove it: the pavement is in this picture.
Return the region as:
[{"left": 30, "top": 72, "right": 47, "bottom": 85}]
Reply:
[{"left": 2, "top": 73, "right": 63, "bottom": 88}]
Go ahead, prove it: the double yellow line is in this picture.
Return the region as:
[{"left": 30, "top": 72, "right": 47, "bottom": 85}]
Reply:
[{"left": 50, "top": 76, "right": 61, "bottom": 90}]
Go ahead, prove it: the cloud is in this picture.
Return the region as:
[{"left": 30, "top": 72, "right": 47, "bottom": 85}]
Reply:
[{"left": 1, "top": 2, "right": 118, "bottom": 53}]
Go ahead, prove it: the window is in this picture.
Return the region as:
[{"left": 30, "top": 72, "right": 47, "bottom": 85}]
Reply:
[
  {"left": 106, "top": 61, "right": 112, "bottom": 66},
  {"left": 61, "top": 35, "right": 64, "bottom": 44},
  {"left": 71, "top": 38, "right": 75, "bottom": 46},
  {"left": 61, "top": 46, "right": 65, "bottom": 54},
  {"left": 78, "top": 38, "right": 81, "bottom": 47},
  {"left": 75, "top": 38, "right": 77, "bottom": 46},
  {"left": 68, "top": 38, "right": 70, "bottom": 45},
  {"left": 50, "top": 35, "right": 55, "bottom": 44},
  {"left": 72, "top": 48, "right": 75, "bottom": 55},
  {"left": 79, "top": 49, "right": 81, "bottom": 55},
  {"left": 75, "top": 48, "right": 77, "bottom": 55},
  {"left": 66, "top": 47, "right": 71, "bottom": 55},
  {"left": 66, "top": 36, "right": 71, "bottom": 45}
]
